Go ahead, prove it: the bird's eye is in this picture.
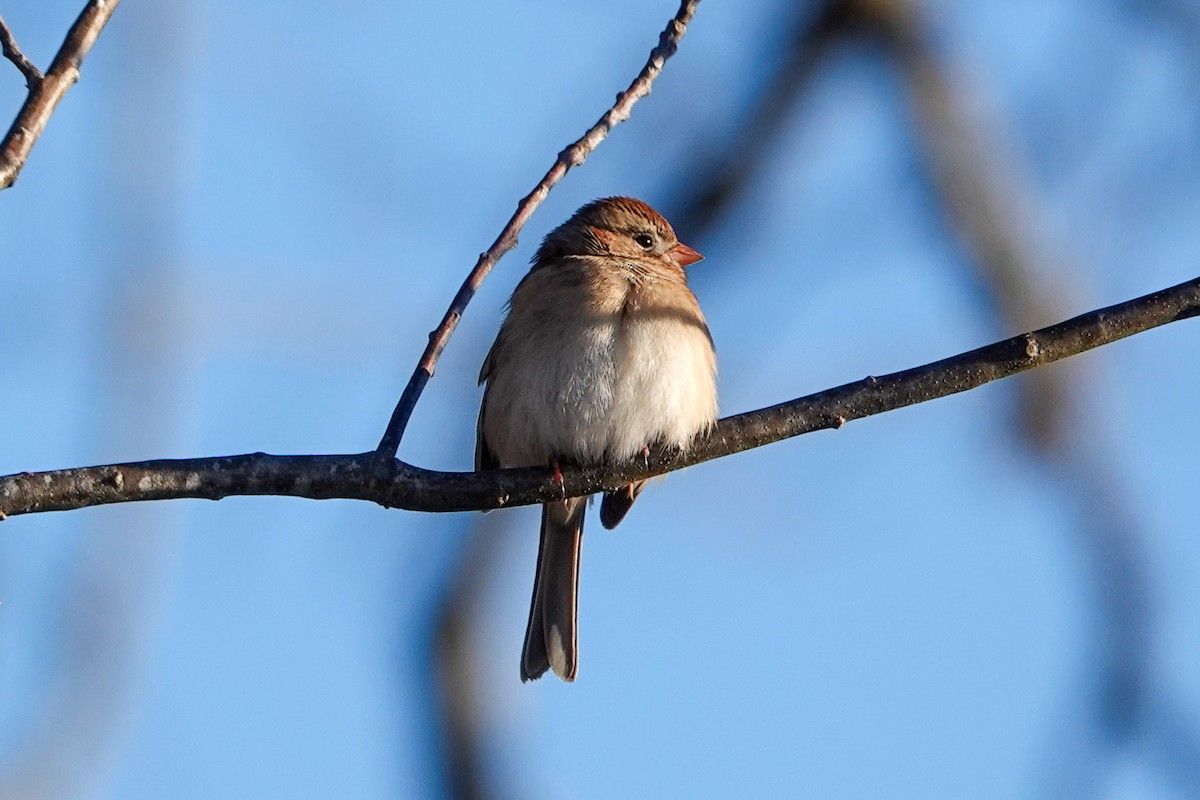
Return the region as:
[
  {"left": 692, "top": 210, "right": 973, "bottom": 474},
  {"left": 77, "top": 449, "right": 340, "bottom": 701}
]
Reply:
[{"left": 633, "top": 233, "right": 654, "bottom": 250}]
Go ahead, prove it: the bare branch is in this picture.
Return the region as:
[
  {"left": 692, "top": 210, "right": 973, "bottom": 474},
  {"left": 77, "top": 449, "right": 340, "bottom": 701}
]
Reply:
[
  {"left": 0, "top": 14, "right": 44, "bottom": 87},
  {"left": 3, "top": 274, "right": 1196, "bottom": 519},
  {"left": 0, "top": 0, "right": 120, "bottom": 190},
  {"left": 375, "top": 0, "right": 702, "bottom": 457}
]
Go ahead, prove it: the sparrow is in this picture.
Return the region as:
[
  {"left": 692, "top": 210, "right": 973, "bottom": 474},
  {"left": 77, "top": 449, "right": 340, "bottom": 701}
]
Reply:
[{"left": 476, "top": 197, "right": 718, "bottom": 682}]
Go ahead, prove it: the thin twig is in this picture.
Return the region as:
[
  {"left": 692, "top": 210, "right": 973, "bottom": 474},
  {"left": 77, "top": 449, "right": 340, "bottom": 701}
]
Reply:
[
  {"left": 0, "top": 14, "right": 44, "bottom": 87},
  {"left": 3, "top": 273, "right": 1197, "bottom": 518},
  {"left": 0, "top": 0, "right": 119, "bottom": 190},
  {"left": 375, "top": 0, "right": 702, "bottom": 458}
]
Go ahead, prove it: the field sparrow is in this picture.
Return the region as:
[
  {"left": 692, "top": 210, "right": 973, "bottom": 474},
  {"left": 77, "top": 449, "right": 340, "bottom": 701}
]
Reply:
[{"left": 477, "top": 197, "right": 718, "bottom": 682}]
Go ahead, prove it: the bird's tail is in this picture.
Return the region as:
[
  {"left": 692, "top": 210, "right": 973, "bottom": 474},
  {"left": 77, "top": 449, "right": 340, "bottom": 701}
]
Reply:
[
  {"left": 599, "top": 480, "right": 647, "bottom": 529},
  {"left": 521, "top": 497, "right": 585, "bottom": 682}
]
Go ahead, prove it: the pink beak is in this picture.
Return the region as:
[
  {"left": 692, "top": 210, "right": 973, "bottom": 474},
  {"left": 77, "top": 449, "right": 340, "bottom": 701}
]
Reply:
[{"left": 667, "top": 241, "right": 704, "bottom": 267}]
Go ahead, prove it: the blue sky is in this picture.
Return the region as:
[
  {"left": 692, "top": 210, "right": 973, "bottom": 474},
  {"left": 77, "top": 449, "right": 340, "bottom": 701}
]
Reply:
[{"left": 2, "top": 1, "right": 1200, "bottom": 798}]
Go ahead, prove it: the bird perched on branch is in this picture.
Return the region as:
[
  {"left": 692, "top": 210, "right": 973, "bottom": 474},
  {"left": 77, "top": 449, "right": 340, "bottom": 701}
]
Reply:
[{"left": 477, "top": 197, "right": 718, "bottom": 681}]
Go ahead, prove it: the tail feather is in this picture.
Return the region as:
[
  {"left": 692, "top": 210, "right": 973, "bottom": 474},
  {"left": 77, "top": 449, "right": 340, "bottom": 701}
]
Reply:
[
  {"left": 599, "top": 480, "right": 647, "bottom": 529},
  {"left": 521, "top": 498, "right": 585, "bottom": 682}
]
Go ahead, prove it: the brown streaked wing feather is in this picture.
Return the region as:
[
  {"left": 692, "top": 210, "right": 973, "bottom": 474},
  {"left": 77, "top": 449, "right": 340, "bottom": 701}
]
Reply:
[
  {"left": 475, "top": 401, "right": 499, "bottom": 472},
  {"left": 476, "top": 336, "right": 502, "bottom": 472}
]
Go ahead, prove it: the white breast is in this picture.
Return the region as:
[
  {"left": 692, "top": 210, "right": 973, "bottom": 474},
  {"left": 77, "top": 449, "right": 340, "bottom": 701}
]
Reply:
[
  {"left": 483, "top": 311, "right": 623, "bottom": 466},
  {"left": 606, "top": 302, "right": 718, "bottom": 460},
  {"left": 482, "top": 267, "right": 717, "bottom": 468}
]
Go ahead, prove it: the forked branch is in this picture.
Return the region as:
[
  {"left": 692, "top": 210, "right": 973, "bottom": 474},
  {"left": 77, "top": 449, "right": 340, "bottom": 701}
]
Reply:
[{"left": 0, "top": 1, "right": 120, "bottom": 190}]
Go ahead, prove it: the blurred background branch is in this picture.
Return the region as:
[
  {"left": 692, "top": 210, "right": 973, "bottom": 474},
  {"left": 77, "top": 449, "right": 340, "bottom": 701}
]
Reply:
[
  {"left": 0, "top": 2, "right": 188, "bottom": 797},
  {"left": 670, "top": 1, "right": 1200, "bottom": 796},
  {"left": 426, "top": 519, "right": 502, "bottom": 800},
  {"left": 867, "top": 3, "right": 1200, "bottom": 795}
]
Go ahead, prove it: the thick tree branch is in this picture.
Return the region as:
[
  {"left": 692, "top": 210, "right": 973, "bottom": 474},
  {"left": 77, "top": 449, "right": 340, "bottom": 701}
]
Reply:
[
  {"left": 3, "top": 274, "right": 1196, "bottom": 519},
  {"left": 375, "top": 0, "right": 701, "bottom": 457},
  {"left": 0, "top": 0, "right": 119, "bottom": 190}
]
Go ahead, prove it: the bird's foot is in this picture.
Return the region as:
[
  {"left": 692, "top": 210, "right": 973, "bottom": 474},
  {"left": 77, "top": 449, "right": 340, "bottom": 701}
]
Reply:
[{"left": 550, "top": 458, "right": 566, "bottom": 499}]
